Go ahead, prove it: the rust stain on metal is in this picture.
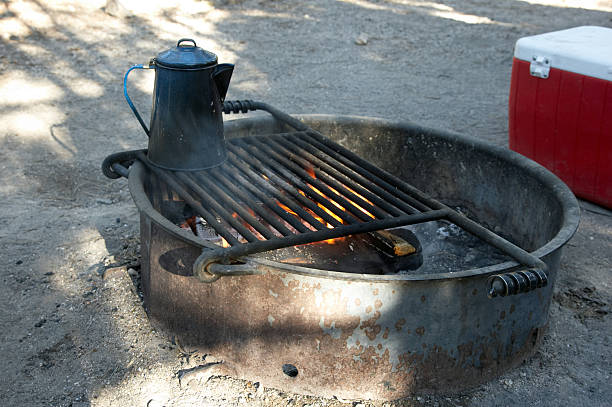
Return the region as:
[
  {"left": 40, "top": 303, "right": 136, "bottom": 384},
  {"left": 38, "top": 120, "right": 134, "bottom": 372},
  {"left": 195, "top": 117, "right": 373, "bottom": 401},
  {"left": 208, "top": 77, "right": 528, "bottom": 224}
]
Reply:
[
  {"left": 140, "top": 222, "right": 553, "bottom": 401},
  {"left": 360, "top": 310, "right": 382, "bottom": 341},
  {"left": 395, "top": 318, "right": 406, "bottom": 331}
]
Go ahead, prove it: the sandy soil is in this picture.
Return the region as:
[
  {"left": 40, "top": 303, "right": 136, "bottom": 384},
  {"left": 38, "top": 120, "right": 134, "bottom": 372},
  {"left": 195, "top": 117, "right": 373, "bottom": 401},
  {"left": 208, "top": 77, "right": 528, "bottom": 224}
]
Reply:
[{"left": 0, "top": 0, "right": 610, "bottom": 406}]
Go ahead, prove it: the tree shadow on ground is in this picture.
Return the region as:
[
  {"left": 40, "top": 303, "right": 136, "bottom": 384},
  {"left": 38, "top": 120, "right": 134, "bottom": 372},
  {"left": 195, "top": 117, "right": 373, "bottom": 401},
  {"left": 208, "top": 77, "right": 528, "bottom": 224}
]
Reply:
[{"left": 0, "top": 0, "right": 610, "bottom": 405}]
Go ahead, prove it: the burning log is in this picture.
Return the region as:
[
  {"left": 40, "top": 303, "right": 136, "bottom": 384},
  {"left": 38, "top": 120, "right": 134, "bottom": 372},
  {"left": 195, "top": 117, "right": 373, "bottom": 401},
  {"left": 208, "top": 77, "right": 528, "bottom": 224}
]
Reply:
[
  {"left": 257, "top": 227, "right": 423, "bottom": 275},
  {"left": 369, "top": 230, "right": 417, "bottom": 257},
  {"left": 367, "top": 228, "right": 423, "bottom": 272},
  {"left": 181, "top": 209, "right": 423, "bottom": 274}
]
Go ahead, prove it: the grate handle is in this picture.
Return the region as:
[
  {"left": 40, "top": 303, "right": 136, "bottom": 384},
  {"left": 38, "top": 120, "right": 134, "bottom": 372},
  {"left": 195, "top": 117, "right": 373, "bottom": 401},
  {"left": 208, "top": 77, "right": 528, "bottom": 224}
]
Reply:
[
  {"left": 101, "top": 149, "right": 145, "bottom": 179},
  {"left": 222, "top": 100, "right": 310, "bottom": 132},
  {"left": 487, "top": 268, "right": 548, "bottom": 298}
]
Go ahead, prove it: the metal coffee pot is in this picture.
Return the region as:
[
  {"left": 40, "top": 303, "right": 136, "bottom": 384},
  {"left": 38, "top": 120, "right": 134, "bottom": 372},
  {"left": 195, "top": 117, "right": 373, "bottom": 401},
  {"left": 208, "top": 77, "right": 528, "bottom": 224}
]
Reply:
[{"left": 124, "top": 38, "right": 234, "bottom": 170}]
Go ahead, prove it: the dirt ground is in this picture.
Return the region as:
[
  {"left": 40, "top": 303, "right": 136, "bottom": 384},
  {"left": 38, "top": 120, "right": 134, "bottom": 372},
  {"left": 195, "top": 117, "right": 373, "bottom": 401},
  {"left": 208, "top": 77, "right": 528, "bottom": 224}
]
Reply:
[{"left": 0, "top": 0, "right": 610, "bottom": 406}]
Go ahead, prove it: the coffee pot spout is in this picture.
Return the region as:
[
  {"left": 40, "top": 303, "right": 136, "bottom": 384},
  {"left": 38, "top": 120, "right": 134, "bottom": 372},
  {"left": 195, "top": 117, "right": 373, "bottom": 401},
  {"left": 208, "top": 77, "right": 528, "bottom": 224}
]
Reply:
[{"left": 212, "top": 63, "right": 234, "bottom": 102}]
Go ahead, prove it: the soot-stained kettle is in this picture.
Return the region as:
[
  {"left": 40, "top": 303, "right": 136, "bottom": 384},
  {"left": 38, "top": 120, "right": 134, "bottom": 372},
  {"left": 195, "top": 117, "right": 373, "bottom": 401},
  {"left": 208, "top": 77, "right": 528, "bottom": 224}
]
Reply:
[{"left": 124, "top": 38, "right": 234, "bottom": 170}]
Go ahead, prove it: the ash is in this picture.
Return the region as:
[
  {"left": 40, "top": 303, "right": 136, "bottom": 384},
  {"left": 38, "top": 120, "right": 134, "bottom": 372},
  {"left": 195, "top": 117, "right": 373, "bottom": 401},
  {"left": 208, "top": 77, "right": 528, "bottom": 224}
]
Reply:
[{"left": 400, "top": 213, "right": 511, "bottom": 275}]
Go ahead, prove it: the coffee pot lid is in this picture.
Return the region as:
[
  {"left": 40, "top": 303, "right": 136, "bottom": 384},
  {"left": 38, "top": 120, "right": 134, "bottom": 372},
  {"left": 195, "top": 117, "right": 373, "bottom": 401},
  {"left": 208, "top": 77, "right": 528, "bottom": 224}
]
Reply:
[{"left": 155, "top": 38, "right": 218, "bottom": 69}]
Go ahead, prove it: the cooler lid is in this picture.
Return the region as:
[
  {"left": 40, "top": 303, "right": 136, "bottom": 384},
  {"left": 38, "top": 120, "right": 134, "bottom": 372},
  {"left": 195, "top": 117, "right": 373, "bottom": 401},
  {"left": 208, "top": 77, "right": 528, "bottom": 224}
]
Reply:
[{"left": 514, "top": 26, "right": 612, "bottom": 81}]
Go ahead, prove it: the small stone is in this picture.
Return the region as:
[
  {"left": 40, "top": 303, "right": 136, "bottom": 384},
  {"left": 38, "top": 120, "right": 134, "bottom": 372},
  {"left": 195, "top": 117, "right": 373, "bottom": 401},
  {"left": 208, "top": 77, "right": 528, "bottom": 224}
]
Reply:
[
  {"left": 503, "top": 378, "right": 513, "bottom": 386},
  {"left": 127, "top": 268, "right": 138, "bottom": 277},
  {"left": 282, "top": 364, "right": 298, "bottom": 377},
  {"left": 103, "top": 0, "right": 132, "bottom": 18},
  {"left": 96, "top": 198, "right": 113, "bottom": 205},
  {"left": 103, "top": 266, "right": 127, "bottom": 280},
  {"left": 355, "top": 33, "right": 368, "bottom": 45}
]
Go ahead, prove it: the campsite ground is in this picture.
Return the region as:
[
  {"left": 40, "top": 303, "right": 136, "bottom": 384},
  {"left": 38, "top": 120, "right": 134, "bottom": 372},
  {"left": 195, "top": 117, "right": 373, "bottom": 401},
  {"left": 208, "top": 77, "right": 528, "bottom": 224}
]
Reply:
[{"left": 0, "top": 1, "right": 610, "bottom": 405}]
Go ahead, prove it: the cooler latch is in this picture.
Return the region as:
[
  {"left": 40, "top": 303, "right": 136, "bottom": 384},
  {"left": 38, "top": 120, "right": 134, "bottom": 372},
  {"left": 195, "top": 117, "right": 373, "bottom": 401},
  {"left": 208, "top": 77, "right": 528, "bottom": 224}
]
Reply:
[{"left": 530, "top": 56, "right": 550, "bottom": 79}]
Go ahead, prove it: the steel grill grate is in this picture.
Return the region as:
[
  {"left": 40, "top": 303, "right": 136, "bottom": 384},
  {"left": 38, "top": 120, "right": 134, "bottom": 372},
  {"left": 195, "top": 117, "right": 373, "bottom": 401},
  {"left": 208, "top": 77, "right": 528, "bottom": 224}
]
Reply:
[
  {"left": 137, "top": 131, "right": 449, "bottom": 256},
  {"left": 125, "top": 101, "right": 547, "bottom": 292},
  {"left": 101, "top": 101, "right": 550, "bottom": 295}
]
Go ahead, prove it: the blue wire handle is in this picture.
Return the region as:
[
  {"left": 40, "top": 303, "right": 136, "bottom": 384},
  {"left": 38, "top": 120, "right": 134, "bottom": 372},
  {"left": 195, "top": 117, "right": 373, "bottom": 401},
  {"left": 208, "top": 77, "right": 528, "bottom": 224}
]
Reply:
[{"left": 123, "top": 64, "right": 151, "bottom": 137}]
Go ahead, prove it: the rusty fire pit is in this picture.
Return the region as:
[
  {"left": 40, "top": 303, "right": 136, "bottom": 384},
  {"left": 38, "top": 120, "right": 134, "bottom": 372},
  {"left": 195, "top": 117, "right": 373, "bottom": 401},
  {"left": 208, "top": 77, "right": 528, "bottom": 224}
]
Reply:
[{"left": 120, "top": 114, "right": 578, "bottom": 400}]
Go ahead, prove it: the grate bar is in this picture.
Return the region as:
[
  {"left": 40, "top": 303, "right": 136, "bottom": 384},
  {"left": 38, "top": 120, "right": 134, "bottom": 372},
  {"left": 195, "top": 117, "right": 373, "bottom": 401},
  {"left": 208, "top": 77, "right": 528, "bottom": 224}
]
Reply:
[
  {"left": 234, "top": 140, "right": 356, "bottom": 226},
  {"left": 137, "top": 151, "right": 241, "bottom": 246},
  {"left": 174, "top": 172, "right": 260, "bottom": 242},
  {"left": 302, "top": 132, "right": 433, "bottom": 212},
  {"left": 288, "top": 132, "right": 427, "bottom": 214},
  {"left": 149, "top": 171, "right": 162, "bottom": 212},
  {"left": 206, "top": 209, "right": 449, "bottom": 263},
  {"left": 270, "top": 133, "right": 405, "bottom": 217},
  {"left": 227, "top": 144, "right": 344, "bottom": 228},
  {"left": 205, "top": 169, "right": 295, "bottom": 236},
  {"left": 303, "top": 130, "right": 548, "bottom": 271},
  {"left": 214, "top": 164, "right": 314, "bottom": 233},
  {"left": 187, "top": 172, "right": 279, "bottom": 239},
  {"left": 308, "top": 131, "right": 439, "bottom": 210},
  {"left": 220, "top": 156, "right": 324, "bottom": 232},
  {"left": 242, "top": 137, "right": 379, "bottom": 222},
  {"left": 263, "top": 136, "right": 391, "bottom": 219}
]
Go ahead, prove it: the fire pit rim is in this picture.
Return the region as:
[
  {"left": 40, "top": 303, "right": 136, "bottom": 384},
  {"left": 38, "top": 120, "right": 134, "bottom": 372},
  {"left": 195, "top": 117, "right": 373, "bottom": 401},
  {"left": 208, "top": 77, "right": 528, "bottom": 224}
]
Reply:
[{"left": 128, "top": 114, "right": 580, "bottom": 282}]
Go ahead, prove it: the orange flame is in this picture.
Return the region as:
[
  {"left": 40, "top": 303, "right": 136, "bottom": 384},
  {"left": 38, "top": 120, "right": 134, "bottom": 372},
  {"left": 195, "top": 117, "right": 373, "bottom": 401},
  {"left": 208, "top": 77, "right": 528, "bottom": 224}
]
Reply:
[
  {"left": 305, "top": 166, "right": 374, "bottom": 220},
  {"left": 278, "top": 201, "right": 298, "bottom": 216},
  {"left": 345, "top": 185, "right": 373, "bottom": 206},
  {"left": 212, "top": 165, "right": 374, "bottom": 249},
  {"left": 302, "top": 166, "right": 347, "bottom": 244}
]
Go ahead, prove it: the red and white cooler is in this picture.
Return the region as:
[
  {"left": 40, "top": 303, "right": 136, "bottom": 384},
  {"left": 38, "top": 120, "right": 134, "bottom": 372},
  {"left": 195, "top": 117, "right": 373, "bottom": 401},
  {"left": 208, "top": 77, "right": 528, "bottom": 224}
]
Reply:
[{"left": 509, "top": 26, "right": 612, "bottom": 208}]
